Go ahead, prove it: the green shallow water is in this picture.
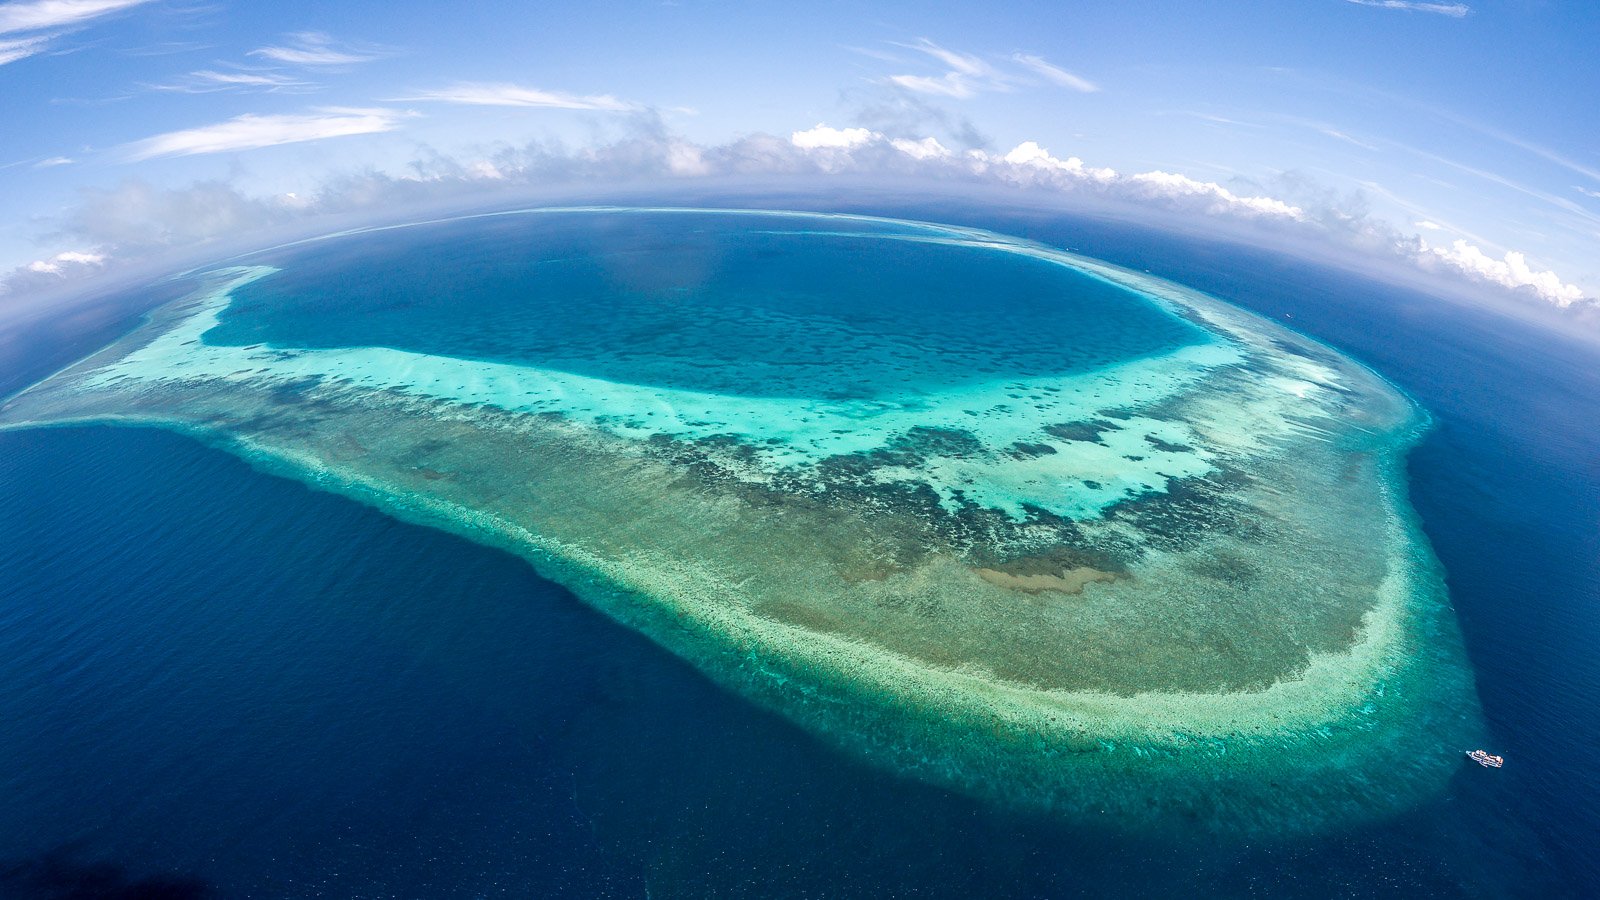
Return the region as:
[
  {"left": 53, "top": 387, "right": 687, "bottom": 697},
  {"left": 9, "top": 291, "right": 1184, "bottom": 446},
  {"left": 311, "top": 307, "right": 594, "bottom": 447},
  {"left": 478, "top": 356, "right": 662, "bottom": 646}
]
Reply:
[{"left": 0, "top": 208, "right": 1481, "bottom": 835}]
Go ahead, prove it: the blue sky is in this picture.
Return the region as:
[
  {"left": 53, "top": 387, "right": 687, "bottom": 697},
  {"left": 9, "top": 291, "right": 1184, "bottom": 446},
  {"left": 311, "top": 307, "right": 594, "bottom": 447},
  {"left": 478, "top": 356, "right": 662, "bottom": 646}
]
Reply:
[{"left": 3, "top": 0, "right": 1597, "bottom": 310}]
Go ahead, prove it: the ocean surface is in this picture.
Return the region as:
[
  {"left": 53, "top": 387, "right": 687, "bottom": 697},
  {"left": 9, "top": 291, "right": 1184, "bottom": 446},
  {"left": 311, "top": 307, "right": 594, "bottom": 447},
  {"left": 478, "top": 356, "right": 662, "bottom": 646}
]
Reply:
[{"left": 1, "top": 199, "right": 1596, "bottom": 897}]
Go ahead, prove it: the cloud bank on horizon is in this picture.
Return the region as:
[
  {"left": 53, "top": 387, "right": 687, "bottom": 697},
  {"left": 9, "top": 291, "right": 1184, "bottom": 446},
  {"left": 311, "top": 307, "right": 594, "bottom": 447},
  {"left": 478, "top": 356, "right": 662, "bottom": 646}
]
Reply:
[{"left": 1, "top": 0, "right": 1596, "bottom": 324}]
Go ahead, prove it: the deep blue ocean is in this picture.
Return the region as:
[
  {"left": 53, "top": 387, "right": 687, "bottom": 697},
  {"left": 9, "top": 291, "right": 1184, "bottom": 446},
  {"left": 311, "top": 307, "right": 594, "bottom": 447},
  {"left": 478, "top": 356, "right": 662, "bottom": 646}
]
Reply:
[{"left": 2, "top": 199, "right": 1596, "bottom": 897}]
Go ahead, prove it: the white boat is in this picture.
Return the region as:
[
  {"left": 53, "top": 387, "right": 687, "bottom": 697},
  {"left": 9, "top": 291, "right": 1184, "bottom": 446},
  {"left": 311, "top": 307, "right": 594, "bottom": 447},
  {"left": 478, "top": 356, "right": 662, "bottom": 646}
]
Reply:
[{"left": 1467, "top": 749, "right": 1504, "bottom": 768}]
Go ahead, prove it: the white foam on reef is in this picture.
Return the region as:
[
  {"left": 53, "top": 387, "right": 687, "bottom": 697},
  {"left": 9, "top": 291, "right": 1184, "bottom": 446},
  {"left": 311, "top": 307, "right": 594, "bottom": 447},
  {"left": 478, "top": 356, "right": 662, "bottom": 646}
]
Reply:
[{"left": 1, "top": 209, "right": 1481, "bottom": 834}]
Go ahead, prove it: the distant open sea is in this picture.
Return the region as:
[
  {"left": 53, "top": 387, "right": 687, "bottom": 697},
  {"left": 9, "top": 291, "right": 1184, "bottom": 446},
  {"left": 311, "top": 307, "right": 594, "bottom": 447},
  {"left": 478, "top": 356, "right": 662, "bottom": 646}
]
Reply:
[{"left": 2, "top": 198, "right": 1596, "bottom": 897}]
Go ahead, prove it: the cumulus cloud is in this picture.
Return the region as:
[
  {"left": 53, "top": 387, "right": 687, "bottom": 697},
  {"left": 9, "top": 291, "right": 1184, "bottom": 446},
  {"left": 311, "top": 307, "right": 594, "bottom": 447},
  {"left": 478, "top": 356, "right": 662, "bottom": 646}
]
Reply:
[
  {"left": 790, "top": 123, "right": 876, "bottom": 150},
  {"left": 398, "top": 82, "right": 635, "bottom": 111},
  {"left": 250, "top": 31, "right": 388, "bottom": 66},
  {"left": 26, "top": 249, "right": 103, "bottom": 274},
  {"left": 997, "top": 141, "right": 1115, "bottom": 181},
  {"left": 6, "top": 115, "right": 1589, "bottom": 317},
  {"left": 1127, "top": 171, "right": 1305, "bottom": 219},
  {"left": 0, "top": 0, "right": 150, "bottom": 34},
  {"left": 122, "top": 107, "right": 413, "bottom": 160},
  {"left": 1345, "top": 0, "right": 1470, "bottom": 16},
  {"left": 890, "top": 136, "right": 950, "bottom": 160},
  {"left": 975, "top": 141, "right": 1302, "bottom": 223},
  {"left": 1, "top": 248, "right": 107, "bottom": 294},
  {"left": 1011, "top": 53, "right": 1099, "bottom": 93},
  {"left": 1417, "top": 239, "right": 1584, "bottom": 307}
]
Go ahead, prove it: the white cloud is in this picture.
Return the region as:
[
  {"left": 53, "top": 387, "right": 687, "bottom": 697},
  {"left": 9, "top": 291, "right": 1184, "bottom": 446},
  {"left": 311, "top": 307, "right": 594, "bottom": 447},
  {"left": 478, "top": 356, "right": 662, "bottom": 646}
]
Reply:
[
  {"left": 33, "top": 155, "right": 72, "bottom": 166},
  {"left": 1345, "top": 0, "right": 1470, "bottom": 17},
  {"left": 150, "top": 69, "right": 314, "bottom": 94},
  {"left": 1011, "top": 53, "right": 1098, "bottom": 93},
  {"left": 1448, "top": 116, "right": 1600, "bottom": 187},
  {"left": 250, "top": 31, "right": 387, "bottom": 66},
  {"left": 0, "top": 0, "right": 150, "bottom": 63},
  {"left": 887, "top": 38, "right": 1009, "bottom": 98},
  {"left": 1128, "top": 170, "right": 1305, "bottom": 219},
  {"left": 24, "top": 248, "right": 104, "bottom": 275},
  {"left": 663, "top": 141, "right": 709, "bottom": 176},
  {"left": 1316, "top": 126, "right": 1378, "bottom": 151},
  {"left": 982, "top": 143, "right": 1299, "bottom": 219},
  {"left": 0, "top": 31, "right": 48, "bottom": 63},
  {"left": 886, "top": 72, "right": 977, "bottom": 98},
  {"left": 881, "top": 41, "right": 1101, "bottom": 100},
  {"left": 890, "top": 136, "right": 950, "bottom": 160},
  {"left": 1395, "top": 142, "right": 1600, "bottom": 229},
  {"left": 790, "top": 123, "right": 877, "bottom": 150},
  {"left": 123, "top": 107, "right": 412, "bottom": 160},
  {"left": 788, "top": 124, "right": 884, "bottom": 173},
  {"left": 191, "top": 70, "right": 302, "bottom": 87},
  {"left": 0, "top": 0, "right": 149, "bottom": 34},
  {"left": 9, "top": 118, "right": 1590, "bottom": 318},
  {"left": 902, "top": 38, "right": 991, "bottom": 77},
  {"left": 997, "top": 141, "right": 1116, "bottom": 181},
  {"left": 841, "top": 44, "right": 904, "bottom": 64},
  {"left": 1576, "top": 186, "right": 1600, "bottom": 200},
  {"left": 399, "top": 82, "right": 634, "bottom": 111},
  {"left": 1417, "top": 239, "right": 1583, "bottom": 307}
]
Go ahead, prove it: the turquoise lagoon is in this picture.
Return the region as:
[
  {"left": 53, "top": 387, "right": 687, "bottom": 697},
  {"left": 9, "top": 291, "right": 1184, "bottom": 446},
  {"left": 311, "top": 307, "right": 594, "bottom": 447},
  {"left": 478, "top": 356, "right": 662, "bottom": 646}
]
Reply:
[{"left": 0, "top": 208, "right": 1480, "bottom": 833}]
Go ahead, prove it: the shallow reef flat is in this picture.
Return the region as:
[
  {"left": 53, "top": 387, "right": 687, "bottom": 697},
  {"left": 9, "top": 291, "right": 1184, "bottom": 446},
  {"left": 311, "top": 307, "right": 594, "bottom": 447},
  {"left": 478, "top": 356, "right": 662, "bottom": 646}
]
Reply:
[{"left": 0, "top": 208, "right": 1481, "bottom": 834}]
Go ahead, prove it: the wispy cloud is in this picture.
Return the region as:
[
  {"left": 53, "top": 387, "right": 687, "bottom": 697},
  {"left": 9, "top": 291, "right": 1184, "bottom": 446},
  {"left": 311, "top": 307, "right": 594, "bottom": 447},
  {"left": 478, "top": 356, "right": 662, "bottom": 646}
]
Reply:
[
  {"left": 0, "top": 0, "right": 150, "bottom": 35},
  {"left": 397, "top": 82, "right": 635, "bottom": 111},
  {"left": 1431, "top": 110, "right": 1600, "bottom": 187},
  {"left": 0, "top": 31, "right": 49, "bottom": 63},
  {"left": 840, "top": 44, "right": 903, "bottom": 64},
  {"left": 1011, "top": 53, "right": 1098, "bottom": 93},
  {"left": 123, "top": 107, "right": 412, "bottom": 160},
  {"left": 904, "top": 38, "right": 991, "bottom": 77},
  {"left": 0, "top": 0, "right": 153, "bottom": 66},
  {"left": 886, "top": 72, "right": 977, "bottom": 98},
  {"left": 1577, "top": 186, "right": 1600, "bottom": 201},
  {"left": 1175, "top": 111, "right": 1265, "bottom": 128},
  {"left": 882, "top": 40, "right": 1100, "bottom": 100},
  {"left": 117, "top": 39, "right": 214, "bottom": 57},
  {"left": 1345, "top": 0, "right": 1470, "bottom": 17},
  {"left": 1397, "top": 142, "right": 1600, "bottom": 229},
  {"left": 250, "top": 31, "right": 388, "bottom": 66},
  {"left": 148, "top": 68, "right": 315, "bottom": 94},
  {"left": 887, "top": 38, "right": 1008, "bottom": 98},
  {"left": 1315, "top": 125, "right": 1378, "bottom": 150},
  {"left": 33, "top": 155, "right": 72, "bottom": 166}
]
